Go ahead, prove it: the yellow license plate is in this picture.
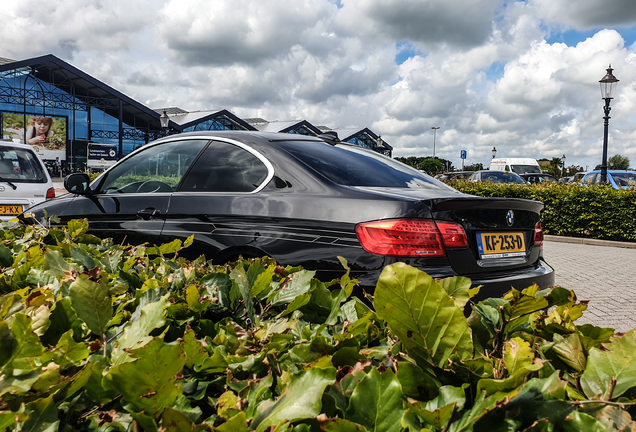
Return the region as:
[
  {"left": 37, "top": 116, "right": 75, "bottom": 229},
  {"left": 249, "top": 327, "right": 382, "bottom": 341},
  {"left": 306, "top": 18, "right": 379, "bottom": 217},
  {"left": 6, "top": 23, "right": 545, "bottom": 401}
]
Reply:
[
  {"left": 0, "top": 205, "right": 23, "bottom": 215},
  {"left": 476, "top": 232, "right": 526, "bottom": 259}
]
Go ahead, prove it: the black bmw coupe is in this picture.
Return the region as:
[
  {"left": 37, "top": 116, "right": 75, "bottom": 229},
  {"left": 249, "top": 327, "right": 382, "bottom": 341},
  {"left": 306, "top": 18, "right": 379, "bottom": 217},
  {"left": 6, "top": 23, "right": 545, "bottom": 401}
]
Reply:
[{"left": 23, "top": 131, "right": 554, "bottom": 299}]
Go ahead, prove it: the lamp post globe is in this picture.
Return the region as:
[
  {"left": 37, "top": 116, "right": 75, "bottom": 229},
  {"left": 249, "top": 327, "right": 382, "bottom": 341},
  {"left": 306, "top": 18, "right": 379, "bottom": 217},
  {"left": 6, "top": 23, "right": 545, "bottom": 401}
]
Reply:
[
  {"left": 599, "top": 65, "right": 619, "bottom": 183},
  {"left": 561, "top": 154, "right": 566, "bottom": 178},
  {"left": 491, "top": 147, "right": 497, "bottom": 159},
  {"left": 160, "top": 110, "right": 170, "bottom": 136}
]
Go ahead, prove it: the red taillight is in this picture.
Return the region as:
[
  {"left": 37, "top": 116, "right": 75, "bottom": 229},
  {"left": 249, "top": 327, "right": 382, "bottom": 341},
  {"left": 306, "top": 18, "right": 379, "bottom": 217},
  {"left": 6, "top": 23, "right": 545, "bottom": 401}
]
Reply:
[
  {"left": 436, "top": 221, "right": 469, "bottom": 249},
  {"left": 534, "top": 222, "right": 544, "bottom": 250},
  {"left": 46, "top": 187, "right": 56, "bottom": 199},
  {"left": 355, "top": 219, "right": 468, "bottom": 257}
]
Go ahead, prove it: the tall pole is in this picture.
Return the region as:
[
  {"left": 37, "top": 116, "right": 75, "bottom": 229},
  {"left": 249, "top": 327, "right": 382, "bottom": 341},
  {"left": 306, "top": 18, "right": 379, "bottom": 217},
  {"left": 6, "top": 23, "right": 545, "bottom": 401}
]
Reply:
[
  {"left": 432, "top": 127, "right": 440, "bottom": 159},
  {"left": 601, "top": 98, "right": 611, "bottom": 183},
  {"left": 598, "top": 65, "right": 619, "bottom": 184}
]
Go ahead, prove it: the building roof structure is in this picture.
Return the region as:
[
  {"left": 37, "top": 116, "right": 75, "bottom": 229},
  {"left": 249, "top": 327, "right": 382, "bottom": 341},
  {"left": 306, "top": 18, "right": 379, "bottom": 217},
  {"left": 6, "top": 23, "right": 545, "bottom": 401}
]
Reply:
[
  {"left": 153, "top": 107, "right": 255, "bottom": 131},
  {"left": 0, "top": 54, "right": 171, "bottom": 134}
]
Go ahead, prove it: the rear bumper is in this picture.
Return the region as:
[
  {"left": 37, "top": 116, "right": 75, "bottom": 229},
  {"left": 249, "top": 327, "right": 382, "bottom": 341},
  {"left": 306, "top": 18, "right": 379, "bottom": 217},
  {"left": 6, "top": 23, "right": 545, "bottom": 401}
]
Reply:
[
  {"left": 350, "top": 259, "right": 555, "bottom": 302},
  {"left": 466, "top": 259, "right": 555, "bottom": 303}
]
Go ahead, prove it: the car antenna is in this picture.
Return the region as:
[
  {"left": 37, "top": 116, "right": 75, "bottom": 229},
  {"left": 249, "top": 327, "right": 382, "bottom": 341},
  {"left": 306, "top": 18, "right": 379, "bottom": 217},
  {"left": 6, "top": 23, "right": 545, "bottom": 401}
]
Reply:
[{"left": 317, "top": 131, "right": 340, "bottom": 145}]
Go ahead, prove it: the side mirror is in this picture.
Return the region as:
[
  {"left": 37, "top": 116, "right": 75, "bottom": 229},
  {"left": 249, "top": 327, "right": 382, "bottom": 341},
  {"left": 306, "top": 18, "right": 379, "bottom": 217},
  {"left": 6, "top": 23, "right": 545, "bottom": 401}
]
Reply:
[{"left": 64, "top": 173, "right": 92, "bottom": 195}]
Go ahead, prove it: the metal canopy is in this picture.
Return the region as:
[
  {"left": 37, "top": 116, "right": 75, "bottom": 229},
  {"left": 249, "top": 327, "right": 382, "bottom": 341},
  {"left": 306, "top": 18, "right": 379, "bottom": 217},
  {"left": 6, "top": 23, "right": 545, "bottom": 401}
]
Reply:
[{"left": 0, "top": 54, "right": 168, "bottom": 132}]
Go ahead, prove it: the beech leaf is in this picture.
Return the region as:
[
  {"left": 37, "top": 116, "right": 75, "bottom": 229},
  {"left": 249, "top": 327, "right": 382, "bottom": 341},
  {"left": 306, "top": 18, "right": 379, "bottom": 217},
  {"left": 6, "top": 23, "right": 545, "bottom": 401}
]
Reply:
[
  {"left": 375, "top": 263, "right": 473, "bottom": 368},
  {"left": 580, "top": 330, "right": 636, "bottom": 399},
  {"left": 69, "top": 274, "right": 113, "bottom": 336},
  {"left": 346, "top": 368, "right": 405, "bottom": 432},
  {"left": 103, "top": 338, "right": 186, "bottom": 417}
]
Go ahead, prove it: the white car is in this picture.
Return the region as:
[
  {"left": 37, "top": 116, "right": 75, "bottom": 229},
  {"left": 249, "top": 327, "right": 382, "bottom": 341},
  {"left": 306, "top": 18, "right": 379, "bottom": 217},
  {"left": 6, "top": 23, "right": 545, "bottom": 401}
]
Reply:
[{"left": 0, "top": 141, "right": 55, "bottom": 221}]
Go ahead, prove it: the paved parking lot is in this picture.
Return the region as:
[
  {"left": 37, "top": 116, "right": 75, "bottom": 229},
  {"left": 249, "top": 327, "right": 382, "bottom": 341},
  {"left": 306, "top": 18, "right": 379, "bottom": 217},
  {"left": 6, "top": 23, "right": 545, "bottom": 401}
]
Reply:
[{"left": 543, "top": 240, "right": 636, "bottom": 332}]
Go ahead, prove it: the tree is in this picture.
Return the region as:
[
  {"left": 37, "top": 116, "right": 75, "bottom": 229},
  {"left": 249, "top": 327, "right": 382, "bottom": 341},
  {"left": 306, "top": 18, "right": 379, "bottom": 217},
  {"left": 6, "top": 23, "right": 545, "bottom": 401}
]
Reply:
[
  {"left": 419, "top": 158, "right": 445, "bottom": 174},
  {"left": 544, "top": 158, "right": 560, "bottom": 177},
  {"left": 463, "top": 163, "right": 483, "bottom": 171},
  {"left": 594, "top": 154, "right": 630, "bottom": 171},
  {"left": 609, "top": 154, "right": 630, "bottom": 170},
  {"left": 395, "top": 156, "right": 454, "bottom": 173}
]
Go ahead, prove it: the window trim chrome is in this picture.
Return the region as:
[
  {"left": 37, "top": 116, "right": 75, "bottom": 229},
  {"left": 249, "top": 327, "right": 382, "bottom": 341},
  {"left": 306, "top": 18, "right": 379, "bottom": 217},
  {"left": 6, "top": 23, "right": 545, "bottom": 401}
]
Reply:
[{"left": 92, "top": 135, "right": 275, "bottom": 195}]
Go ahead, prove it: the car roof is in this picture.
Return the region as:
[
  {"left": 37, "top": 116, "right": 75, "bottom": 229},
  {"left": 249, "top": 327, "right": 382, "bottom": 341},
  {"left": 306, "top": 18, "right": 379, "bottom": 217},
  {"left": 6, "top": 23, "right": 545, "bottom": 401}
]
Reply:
[
  {"left": 153, "top": 130, "right": 325, "bottom": 144},
  {"left": 474, "top": 170, "right": 521, "bottom": 176},
  {"left": 0, "top": 141, "right": 39, "bottom": 151},
  {"left": 585, "top": 170, "right": 635, "bottom": 174}
]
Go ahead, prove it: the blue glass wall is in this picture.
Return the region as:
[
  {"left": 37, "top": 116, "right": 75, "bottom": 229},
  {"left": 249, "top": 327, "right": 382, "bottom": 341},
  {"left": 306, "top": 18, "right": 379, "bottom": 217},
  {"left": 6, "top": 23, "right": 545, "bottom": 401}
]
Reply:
[{"left": 0, "top": 67, "right": 153, "bottom": 164}]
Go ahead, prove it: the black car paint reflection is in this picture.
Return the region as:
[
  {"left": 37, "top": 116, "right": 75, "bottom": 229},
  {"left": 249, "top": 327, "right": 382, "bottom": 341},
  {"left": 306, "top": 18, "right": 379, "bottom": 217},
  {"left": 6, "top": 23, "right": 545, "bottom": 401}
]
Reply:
[{"left": 24, "top": 131, "right": 554, "bottom": 300}]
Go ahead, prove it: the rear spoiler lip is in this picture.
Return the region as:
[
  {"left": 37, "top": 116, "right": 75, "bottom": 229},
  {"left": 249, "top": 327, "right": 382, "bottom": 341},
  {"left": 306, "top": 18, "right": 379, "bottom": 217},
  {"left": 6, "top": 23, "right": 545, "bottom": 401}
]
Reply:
[{"left": 421, "top": 196, "right": 544, "bottom": 213}]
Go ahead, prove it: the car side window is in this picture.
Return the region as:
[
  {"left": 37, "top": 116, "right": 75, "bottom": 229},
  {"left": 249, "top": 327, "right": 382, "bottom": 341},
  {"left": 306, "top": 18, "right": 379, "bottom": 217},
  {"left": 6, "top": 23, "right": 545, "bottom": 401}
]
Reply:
[
  {"left": 96, "top": 140, "right": 208, "bottom": 194},
  {"left": 583, "top": 174, "right": 596, "bottom": 184},
  {"left": 179, "top": 140, "right": 269, "bottom": 193}
]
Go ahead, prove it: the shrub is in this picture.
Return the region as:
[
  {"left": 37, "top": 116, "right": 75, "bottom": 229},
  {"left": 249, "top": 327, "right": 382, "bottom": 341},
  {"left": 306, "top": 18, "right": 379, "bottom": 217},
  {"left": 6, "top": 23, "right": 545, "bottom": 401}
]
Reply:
[
  {"left": 452, "top": 181, "right": 636, "bottom": 242},
  {"left": 0, "top": 220, "right": 634, "bottom": 431}
]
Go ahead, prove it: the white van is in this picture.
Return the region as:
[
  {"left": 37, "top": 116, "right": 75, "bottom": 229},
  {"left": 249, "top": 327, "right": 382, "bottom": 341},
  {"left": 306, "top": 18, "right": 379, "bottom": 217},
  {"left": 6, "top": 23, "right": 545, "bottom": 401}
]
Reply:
[
  {"left": 0, "top": 141, "right": 55, "bottom": 221},
  {"left": 489, "top": 158, "right": 542, "bottom": 175}
]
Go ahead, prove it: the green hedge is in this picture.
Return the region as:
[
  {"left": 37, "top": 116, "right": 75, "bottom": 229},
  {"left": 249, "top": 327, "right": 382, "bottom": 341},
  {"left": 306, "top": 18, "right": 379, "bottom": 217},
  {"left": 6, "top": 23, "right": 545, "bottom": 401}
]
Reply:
[{"left": 452, "top": 181, "right": 636, "bottom": 242}]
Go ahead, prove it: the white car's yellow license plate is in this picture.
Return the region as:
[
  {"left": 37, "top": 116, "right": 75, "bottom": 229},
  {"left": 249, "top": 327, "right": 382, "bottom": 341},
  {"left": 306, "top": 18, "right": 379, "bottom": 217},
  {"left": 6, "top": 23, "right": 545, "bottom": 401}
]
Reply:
[
  {"left": 476, "top": 232, "right": 526, "bottom": 259},
  {"left": 0, "top": 205, "right": 23, "bottom": 215}
]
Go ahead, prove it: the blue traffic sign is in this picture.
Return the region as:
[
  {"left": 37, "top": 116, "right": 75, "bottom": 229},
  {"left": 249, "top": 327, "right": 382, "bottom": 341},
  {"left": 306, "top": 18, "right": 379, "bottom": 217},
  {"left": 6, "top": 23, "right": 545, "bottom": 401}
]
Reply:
[{"left": 461, "top": 150, "right": 467, "bottom": 159}]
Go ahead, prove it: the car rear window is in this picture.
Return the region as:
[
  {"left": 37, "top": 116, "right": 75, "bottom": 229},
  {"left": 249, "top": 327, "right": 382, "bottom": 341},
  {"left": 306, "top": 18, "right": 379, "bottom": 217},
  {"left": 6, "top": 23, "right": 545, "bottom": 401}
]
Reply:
[
  {"left": 611, "top": 172, "right": 636, "bottom": 187},
  {"left": 278, "top": 141, "right": 449, "bottom": 189},
  {"left": 483, "top": 171, "right": 526, "bottom": 184},
  {"left": 0, "top": 146, "right": 46, "bottom": 182},
  {"left": 510, "top": 165, "right": 542, "bottom": 174}
]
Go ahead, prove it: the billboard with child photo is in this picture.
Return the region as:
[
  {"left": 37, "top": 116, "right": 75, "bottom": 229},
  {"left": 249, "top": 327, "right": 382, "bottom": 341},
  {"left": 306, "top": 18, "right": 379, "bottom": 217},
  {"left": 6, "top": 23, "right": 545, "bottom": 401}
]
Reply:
[{"left": 1, "top": 113, "right": 67, "bottom": 160}]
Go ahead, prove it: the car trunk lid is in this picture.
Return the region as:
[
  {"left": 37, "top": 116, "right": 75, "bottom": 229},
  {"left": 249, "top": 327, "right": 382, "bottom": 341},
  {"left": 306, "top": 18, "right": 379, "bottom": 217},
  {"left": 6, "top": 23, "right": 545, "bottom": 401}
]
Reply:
[{"left": 423, "top": 196, "right": 544, "bottom": 274}]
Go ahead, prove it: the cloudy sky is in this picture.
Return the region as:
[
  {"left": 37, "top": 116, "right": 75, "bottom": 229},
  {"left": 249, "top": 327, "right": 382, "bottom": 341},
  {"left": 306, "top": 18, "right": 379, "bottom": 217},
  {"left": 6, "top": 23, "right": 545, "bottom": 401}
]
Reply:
[{"left": 3, "top": 0, "right": 636, "bottom": 170}]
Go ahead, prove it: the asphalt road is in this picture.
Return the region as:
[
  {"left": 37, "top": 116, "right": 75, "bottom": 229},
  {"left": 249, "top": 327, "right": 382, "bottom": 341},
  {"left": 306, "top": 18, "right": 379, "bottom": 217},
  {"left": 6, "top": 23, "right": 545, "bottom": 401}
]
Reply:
[{"left": 543, "top": 240, "right": 636, "bottom": 332}]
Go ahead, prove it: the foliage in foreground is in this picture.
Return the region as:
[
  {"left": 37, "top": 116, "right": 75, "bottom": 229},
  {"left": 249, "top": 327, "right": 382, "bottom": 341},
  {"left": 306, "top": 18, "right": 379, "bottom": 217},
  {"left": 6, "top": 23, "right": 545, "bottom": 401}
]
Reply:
[
  {"left": 452, "top": 180, "right": 636, "bottom": 242},
  {"left": 1, "top": 220, "right": 636, "bottom": 431}
]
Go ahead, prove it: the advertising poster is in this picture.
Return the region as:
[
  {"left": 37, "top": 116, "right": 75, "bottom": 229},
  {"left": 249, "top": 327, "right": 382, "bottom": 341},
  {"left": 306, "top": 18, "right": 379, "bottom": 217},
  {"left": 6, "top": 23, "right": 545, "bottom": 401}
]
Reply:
[{"left": 1, "top": 113, "right": 67, "bottom": 160}]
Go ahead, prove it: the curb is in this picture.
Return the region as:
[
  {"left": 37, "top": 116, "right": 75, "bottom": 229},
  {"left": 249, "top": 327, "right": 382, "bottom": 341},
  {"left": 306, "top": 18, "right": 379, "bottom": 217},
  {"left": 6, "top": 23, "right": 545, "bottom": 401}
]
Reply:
[{"left": 545, "top": 234, "right": 636, "bottom": 249}]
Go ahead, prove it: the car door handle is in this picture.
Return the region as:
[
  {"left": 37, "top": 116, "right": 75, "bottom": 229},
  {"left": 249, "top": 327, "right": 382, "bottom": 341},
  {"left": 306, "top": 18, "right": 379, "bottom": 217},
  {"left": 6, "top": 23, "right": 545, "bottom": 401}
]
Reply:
[{"left": 137, "top": 208, "right": 161, "bottom": 220}]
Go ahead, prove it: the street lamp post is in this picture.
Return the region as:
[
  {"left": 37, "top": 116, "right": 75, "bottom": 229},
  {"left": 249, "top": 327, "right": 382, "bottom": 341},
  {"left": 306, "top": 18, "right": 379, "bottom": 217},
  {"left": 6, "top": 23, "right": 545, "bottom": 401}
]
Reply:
[
  {"left": 491, "top": 147, "right": 497, "bottom": 159},
  {"left": 599, "top": 65, "right": 619, "bottom": 183},
  {"left": 561, "top": 154, "right": 566, "bottom": 178},
  {"left": 160, "top": 110, "right": 170, "bottom": 137},
  {"left": 431, "top": 127, "right": 440, "bottom": 159}
]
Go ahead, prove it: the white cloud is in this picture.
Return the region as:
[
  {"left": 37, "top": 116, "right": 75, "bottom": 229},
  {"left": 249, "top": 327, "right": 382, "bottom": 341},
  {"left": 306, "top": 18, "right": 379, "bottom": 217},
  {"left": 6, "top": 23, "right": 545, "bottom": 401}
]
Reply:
[
  {"left": 532, "top": 0, "right": 636, "bottom": 30},
  {"left": 2, "top": 0, "right": 636, "bottom": 169},
  {"left": 0, "top": 0, "right": 157, "bottom": 59}
]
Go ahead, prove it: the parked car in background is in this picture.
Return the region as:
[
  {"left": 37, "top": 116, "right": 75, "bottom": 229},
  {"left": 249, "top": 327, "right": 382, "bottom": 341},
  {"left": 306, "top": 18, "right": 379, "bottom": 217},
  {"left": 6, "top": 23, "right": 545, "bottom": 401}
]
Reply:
[
  {"left": 582, "top": 170, "right": 636, "bottom": 189},
  {"left": 558, "top": 176, "right": 572, "bottom": 184},
  {"left": 434, "top": 171, "right": 474, "bottom": 182},
  {"left": 0, "top": 140, "right": 55, "bottom": 221},
  {"left": 21, "top": 131, "right": 554, "bottom": 300},
  {"left": 519, "top": 173, "right": 558, "bottom": 184},
  {"left": 469, "top": 170, "right": 527, "bottom": 185},
  {"left": 490, "top": 158, "right": 542, "bottom": 174},
  {"left": 571, "top": 172, "right": 587, "bottom": 183}
]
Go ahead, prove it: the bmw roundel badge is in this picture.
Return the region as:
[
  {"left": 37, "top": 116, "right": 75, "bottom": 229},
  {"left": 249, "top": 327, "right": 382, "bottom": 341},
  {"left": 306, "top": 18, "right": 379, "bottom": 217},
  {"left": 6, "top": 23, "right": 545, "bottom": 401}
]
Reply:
[{"left": 506, "top": 210, "right": 514, "bottom": 227}]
